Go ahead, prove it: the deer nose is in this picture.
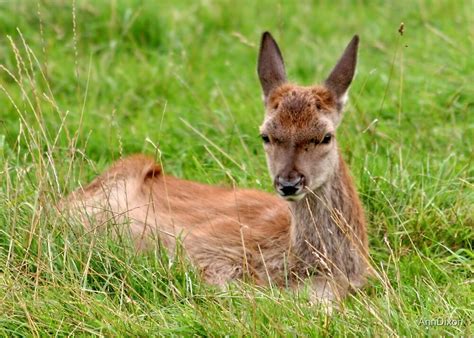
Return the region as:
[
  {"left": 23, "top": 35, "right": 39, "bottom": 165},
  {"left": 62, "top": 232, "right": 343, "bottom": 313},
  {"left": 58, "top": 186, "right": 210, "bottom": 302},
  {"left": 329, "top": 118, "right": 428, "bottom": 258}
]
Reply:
[{"left": 275, "top": 174, "right": 304, "bottom": 197}]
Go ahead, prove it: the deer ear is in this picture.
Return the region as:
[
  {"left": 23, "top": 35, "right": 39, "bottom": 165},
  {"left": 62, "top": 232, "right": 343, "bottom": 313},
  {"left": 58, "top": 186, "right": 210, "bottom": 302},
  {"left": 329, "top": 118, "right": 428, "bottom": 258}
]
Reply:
[
  {"left": 258, "top": 32, "right": 287, "bottom": 100},
  {"left": 324, "top": 35, "right": 359, "bottom": 107}
]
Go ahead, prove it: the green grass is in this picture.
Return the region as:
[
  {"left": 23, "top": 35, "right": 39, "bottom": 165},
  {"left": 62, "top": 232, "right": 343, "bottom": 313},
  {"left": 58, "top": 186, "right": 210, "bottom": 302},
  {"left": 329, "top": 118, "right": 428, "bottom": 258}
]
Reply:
[{"left": 0, "top": 0, "right": 472, "bottom": 335}]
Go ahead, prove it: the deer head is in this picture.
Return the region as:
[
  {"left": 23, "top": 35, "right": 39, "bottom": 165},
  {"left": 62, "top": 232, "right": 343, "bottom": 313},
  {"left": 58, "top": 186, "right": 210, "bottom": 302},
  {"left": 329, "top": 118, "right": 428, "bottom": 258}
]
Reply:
[{"left": 257, "top": 32, "right": 359, "bottom": 201}]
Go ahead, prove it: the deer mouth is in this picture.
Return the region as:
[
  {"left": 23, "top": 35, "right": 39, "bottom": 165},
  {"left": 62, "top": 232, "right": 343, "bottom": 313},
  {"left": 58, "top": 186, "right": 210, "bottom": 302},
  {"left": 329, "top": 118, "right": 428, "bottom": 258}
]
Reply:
[{"left": 281, "top": 191, "right": 306, "bottom": 202}]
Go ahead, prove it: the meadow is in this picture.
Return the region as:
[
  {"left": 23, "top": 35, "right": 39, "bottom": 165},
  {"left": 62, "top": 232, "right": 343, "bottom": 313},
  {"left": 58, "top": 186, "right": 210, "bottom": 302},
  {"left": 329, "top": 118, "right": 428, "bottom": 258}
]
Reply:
[{"left": 0, "top": 0, "right": 472, "bottom": 335}]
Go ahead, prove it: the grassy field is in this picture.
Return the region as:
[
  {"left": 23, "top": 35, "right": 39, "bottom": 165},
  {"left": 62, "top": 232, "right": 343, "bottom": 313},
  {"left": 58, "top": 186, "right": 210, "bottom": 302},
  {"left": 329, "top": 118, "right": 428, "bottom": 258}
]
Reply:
[{"left": 0, "top": 0, "right": 472, "bottom": 335}]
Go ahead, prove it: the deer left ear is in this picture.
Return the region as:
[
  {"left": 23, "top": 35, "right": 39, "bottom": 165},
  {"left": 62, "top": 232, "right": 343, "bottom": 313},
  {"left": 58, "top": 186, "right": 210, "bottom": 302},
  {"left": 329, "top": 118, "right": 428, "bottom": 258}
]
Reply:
[
  {"left": 258, "top": 32, "right": 287, "bottom": 101},
  {"left": 324, "top": 35, "right": 359, "bottom": 109}
]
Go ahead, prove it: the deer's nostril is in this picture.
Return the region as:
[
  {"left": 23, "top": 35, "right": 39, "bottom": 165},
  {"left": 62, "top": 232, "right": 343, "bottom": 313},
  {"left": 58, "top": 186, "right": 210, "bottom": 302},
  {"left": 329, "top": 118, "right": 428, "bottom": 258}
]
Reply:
[
  {"left": 275, "top": 174, "right": 304, "bottom": 196},
  {"left": 279, "top": 184, "right": 300, "bottom": 196}
]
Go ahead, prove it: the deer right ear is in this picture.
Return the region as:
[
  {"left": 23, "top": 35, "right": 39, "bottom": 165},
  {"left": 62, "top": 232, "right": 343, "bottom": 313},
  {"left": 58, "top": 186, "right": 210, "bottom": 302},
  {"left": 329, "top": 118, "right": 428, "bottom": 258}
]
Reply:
[
  {"left": 257, "top": 32, "right": 287, "bottom": 101},
  {"left": 324, "top": 35, "right": 359, "bottom": 108}
]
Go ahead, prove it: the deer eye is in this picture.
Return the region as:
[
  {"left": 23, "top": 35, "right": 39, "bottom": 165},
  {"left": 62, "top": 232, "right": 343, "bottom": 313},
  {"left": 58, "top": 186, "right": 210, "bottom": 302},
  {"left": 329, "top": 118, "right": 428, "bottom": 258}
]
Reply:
[
  {"left": 261, "top": 134, "right": 270, "bottom": 144},
  {"left": 321, "top": 133, "right": 332, "bottom": 144}
]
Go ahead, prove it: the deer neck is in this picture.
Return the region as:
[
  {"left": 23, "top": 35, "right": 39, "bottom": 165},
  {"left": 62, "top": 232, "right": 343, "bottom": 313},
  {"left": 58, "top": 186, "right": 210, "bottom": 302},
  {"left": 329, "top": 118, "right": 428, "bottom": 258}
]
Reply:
[{"left": 288, "top": 151, "right": 368, "bottom": 279}]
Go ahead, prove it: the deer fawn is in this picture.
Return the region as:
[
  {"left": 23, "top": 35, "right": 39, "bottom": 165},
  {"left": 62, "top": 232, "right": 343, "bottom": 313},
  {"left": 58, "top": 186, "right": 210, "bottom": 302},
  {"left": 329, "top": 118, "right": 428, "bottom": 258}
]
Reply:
[{"left": 63, "top": 32, "right": 370, "bottom": 301}]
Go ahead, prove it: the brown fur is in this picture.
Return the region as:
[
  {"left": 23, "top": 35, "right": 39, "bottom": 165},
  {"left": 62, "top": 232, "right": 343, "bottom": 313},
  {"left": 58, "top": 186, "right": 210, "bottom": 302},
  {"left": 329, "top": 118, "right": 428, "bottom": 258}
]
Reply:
[
  {"left": 62, "top": 32, "right": 370, "bottom": 301},
  {"left": 63, "top": 154, "right": 292, "bottom": 286}
]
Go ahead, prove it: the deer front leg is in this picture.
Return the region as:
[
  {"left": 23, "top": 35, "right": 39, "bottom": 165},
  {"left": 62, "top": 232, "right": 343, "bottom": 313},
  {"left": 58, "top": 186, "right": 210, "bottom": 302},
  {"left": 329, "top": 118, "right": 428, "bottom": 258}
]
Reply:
[{"left": 309, "top": 276, "right": 341, "bottom": 301}]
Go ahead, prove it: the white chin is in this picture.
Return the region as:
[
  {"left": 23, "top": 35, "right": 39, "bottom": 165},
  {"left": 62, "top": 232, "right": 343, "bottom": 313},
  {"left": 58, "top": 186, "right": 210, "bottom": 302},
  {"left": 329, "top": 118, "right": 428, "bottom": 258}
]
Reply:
[{"left": 283, "top": 193, "right": 306, "bottom": 202}]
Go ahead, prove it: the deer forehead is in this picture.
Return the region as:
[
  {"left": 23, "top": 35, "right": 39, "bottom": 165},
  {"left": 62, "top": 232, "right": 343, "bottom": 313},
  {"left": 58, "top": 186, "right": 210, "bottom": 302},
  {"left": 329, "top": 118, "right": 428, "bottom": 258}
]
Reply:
[
  {"left": 268, "top": 84, "right": 335, "bottom": 110},
  {"left": 261, "top": 84, "right": 336, "bottom": 141}
]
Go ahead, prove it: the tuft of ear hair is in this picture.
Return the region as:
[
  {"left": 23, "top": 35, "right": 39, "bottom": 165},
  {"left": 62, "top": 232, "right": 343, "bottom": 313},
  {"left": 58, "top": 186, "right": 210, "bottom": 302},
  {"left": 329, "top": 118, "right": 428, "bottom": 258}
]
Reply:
[
  {"left": 257, "top": 32, "right": 287, "bottom": 99},
  {"left": 324, "top": 35, "right": 359, "bottom": 105}
]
